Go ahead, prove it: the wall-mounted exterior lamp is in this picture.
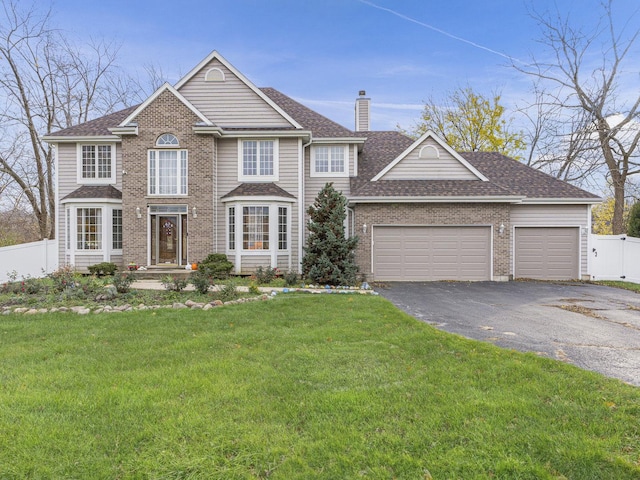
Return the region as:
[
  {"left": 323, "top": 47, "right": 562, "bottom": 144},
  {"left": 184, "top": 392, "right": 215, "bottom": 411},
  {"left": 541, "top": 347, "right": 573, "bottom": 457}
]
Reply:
[
  {"left": 192, "top": 206, "right": 197, "bottom": 218},
  {"left": 498, "top": 223, "right": 505, "bottom": 235},
  {"left": 136, "top": 207, "right": 142, "bottom": 219},
  {"left": 362, "top": 223, "right": 367, "bottom": 234}
]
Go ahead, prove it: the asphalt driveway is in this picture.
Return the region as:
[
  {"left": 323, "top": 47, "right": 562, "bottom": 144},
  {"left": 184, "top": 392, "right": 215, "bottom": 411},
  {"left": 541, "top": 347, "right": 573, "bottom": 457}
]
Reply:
[{"left": 377, "top": 281, "right": 640, "bottom": 386}]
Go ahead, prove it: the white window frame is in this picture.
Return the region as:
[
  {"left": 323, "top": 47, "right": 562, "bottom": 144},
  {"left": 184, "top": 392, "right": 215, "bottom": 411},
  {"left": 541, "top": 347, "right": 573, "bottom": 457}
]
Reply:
[
  {"left": 76, "top": 143, "right": 116, "bottom": 184},
  {"left": 310, "top": 144, "right": 348, "bottom": 178},
  {"left": 237, "top": 139, "right": 279, "bottom": 182},
  {"left": 76, "top": 207, "right": 103, "bottom": 251},
  {"left": 148, "top": 149, "right": 188, "bottom": 196},
  {"left": 112, "top": 208, "right": 123, "bottom": 252},
  {"left": 226, "top": 203, "right": 290, "bottom": 255}
]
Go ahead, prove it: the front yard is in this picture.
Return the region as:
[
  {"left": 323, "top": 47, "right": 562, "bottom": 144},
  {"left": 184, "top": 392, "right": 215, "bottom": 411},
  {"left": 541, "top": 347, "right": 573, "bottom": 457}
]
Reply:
[{"left": 1, "top": 295, "right": 638, "bottom": 478}]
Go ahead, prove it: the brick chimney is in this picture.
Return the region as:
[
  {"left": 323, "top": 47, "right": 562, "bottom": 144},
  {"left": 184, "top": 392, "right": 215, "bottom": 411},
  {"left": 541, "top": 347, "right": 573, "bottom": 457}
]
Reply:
[{"left": 355, "top": 90, "right": 370, "bottom": 132}]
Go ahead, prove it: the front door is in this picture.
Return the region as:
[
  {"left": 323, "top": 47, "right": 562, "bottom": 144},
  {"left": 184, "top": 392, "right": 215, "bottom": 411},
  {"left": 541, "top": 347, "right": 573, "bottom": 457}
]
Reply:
[{"left": 158, "top": 215, "right": 177, "bottom": 264}]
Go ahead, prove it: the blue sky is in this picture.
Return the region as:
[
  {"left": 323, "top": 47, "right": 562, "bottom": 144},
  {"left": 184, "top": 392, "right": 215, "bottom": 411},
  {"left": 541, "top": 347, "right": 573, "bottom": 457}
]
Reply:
[{"left": 51, "top": 0, "right": 639, "bottom": 131}]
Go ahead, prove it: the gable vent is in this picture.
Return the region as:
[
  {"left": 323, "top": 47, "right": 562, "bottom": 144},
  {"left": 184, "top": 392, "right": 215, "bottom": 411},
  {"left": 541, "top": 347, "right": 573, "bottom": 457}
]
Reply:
[{"left": 205, "top": 67, "right": 225, "bottom": 82}]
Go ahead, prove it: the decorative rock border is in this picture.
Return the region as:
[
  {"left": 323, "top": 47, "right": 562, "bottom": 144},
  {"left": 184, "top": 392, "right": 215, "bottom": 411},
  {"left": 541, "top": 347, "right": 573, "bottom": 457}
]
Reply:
[
  {"left": 1, "top": 286, "right": 379, "bottom": 316},
  {"left": 2, "top": 294, "right": 273, "bottom": 316}
]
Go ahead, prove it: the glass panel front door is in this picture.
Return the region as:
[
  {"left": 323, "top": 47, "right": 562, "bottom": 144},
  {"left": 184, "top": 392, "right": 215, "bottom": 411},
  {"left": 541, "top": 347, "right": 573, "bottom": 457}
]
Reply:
[{"left": 159, "top": 215, "right": 178, "bottom": 264}]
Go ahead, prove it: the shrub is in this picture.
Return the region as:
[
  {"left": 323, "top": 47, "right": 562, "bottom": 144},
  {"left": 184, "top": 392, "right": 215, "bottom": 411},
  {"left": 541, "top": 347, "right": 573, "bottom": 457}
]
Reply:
[
  {"left": 87, "top": 262, "right": 118, "bottom": 276},
  {"left": 248, "top": 281, "right": 261, "bottom": 295},
  {"left": 302, "top": 183, "right": 358, "bottom": 286},
  {"left": 48, "top": 265, "right": 80, "bottom": 293},
  {"left": 190, "top": 269, "right": 214, "bottom": 294},
  {"left": 282, "top": 270, "right": 299, "bottom": 286},
  {"left": 216, "top": 282, "right": 238, "bottom": 302},
  {"left": 197, "top": 254, "right": 234, "bottom": 279},
  {"left": 254, "top": 266, "right": 279, "bottom": 284},
  {"left": 112, "top": 272, "right": 135, "bottom": 293},
  {"left": 161, "top": 275, "right": 188, "bottom": 292}
]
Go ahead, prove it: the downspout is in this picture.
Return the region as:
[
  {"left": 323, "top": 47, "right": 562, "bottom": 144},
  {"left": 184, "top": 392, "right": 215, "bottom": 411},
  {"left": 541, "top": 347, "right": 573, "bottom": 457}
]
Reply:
[{"left": 299, "top": 135, "right": 312, "bottom": 273}]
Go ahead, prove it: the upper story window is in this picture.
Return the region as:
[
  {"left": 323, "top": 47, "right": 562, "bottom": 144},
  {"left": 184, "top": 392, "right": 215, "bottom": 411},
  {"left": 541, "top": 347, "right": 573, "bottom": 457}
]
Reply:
[
  {"left": 148, "top": 150, "right": 188, "bottom": 196},
  {"left": 156, "top": 133, "right": 179, "bottom": 146},
  {"left": 311, "top": 145, "right": 348, "bottom": 177},
  {"left": 77, "top": 144, "right": 115, "bottom": 184},
  {"left": 238, "top": 139, "right": 279, "bottom": 182}
]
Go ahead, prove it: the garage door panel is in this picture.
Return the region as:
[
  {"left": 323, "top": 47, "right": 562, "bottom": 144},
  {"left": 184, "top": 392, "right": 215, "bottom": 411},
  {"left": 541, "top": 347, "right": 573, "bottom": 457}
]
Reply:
[
  {"left": 373, "top": 226, "right": 491, "bottom": 281},
  {"left": 515, "top": 227, "right": 578, "bottom": 280}
]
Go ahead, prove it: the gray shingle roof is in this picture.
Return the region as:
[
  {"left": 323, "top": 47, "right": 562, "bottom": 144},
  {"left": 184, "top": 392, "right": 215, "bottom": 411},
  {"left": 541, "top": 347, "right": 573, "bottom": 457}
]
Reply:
[
  {"left": 260, "top": 87, "right": 356, "bottom": 137},
  {"left": 61, "top": 185, "right": 122, "bottom": 201},
  {"left": 49, "top": 106, "right": 139, "bottom": 137},
  {"left": 221, "top": 183, "right": 295, "bottom": 199},
  {"left": 350, "top": 131, "right": 600, "bottom": 200}
]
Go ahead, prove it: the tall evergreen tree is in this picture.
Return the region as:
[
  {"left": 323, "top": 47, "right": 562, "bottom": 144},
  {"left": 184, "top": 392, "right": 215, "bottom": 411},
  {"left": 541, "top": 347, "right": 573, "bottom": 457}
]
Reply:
[
  {"left": 302, "top": 183, "right": 358, "bottom": 285},
  {"left": 627, "top": 202, "right": 640, "bottom": 238}
]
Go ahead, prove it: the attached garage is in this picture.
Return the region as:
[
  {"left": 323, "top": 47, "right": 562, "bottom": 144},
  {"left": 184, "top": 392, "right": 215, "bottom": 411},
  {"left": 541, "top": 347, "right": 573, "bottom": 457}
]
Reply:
[
  {"left": 372, "top": 226, "right": 491, "bottom": 281},
  {"left": 514, "top": 227, "right": 579, "bottom": 280}
]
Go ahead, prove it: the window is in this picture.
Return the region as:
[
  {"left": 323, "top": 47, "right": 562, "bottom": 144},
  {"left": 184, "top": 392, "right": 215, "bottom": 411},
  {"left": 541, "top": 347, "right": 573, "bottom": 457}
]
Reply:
[
  {"left": 312, "top": 145, "right": 347, "bottom": 176},
  {"left": 78, "top": 144, "right": 114, "bottom": 183},
  {"left": 228, "top": 207, "right": 236, "bottom": 250},
  {"left": 243, "top": 206, "right": 269, "bottom": 250},
  {"left": 149, "top": 150, "right": 188, "bottom": 195},
  {"left": 77, "top": 208, "right": 102, "bottom": 250},
  {"left": 238, "top": 139, "right": 278, "bottom": 181},
  {"left": 112, "top": 209, "right": 122, "bottom": 250},
  {"left": 156, "top": 133, "right": 179, "bottom": 146},
  {"left": 278, "top": 207, "right": 287, "bottom": 250}
]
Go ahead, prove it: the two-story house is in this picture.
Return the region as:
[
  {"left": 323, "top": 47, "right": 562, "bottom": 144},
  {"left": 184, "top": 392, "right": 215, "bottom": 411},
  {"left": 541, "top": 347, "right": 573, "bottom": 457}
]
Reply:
[{"left": 44, "top": 51, "right": 600, "bottom": 282}]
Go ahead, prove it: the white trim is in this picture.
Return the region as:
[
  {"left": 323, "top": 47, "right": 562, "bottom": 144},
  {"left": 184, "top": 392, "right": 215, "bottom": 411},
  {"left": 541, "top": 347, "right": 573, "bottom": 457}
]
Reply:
[
  {"left": 312, "top": 137, "right": 367, "bottom": 144},
  {"left": 76, "top": 143, "right": 117, "bottom": 185},
  {"left": 353, "top": 144, "right": 358, "bottom": 177},
  {"left": 371, "top": 130, "right": 489, "bottom": 182},
  {"left": 108, "top": 126, "right": 138, "bottom": 136},
  {"left": 173, "top": 50, "right": 303, "bottom": 129},
  {"left": 61, "top": 197, "right": 122, "bottom": 205},
  {"left": 348, "top": 195, "right": 525, "bottom": 204},
  {"left": 221, "top": 130, "right": 311, "bottom": 139},
  {"left": 237, "top": 138, "right": 279, "bottom": 182},
  {"left": 147, "top": 149, "right": 189, "bottom": 196},
  {"left": 221, "top": 195, "right": 295, "bottom": 204},
  {"left": 118, "top": 83, "right": 213, "bottom": 128},
  {"left": 43, "top": 135, "right": 121, "bottom": 143},
  {"left": 310, "top": 144, "right": 348, "bottom": 178},
  {"left": 520, "top": 197, "right": 602, "bottom": 205}
]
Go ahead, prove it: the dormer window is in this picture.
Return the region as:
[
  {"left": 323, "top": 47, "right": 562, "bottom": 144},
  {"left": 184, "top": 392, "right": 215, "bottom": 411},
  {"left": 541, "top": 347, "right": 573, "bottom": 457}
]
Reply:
[{"left": 156, "top": 133, "right": 179, "bottom": 146}]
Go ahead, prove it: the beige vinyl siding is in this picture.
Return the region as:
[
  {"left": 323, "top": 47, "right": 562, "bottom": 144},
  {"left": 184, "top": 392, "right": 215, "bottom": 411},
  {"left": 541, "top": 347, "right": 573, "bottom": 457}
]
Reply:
[
  {"left": 56, "top": 143, "right": 123, "bottom": 268},
  {"left": 381, "top": 137, "right": 478, "bottom": 180},
  {"left": 215, "top": 137, "right": 300, "bottom": 271},
  {"left": 510, "top": 204, "right": 589, "bottom": 278},
  {"left": 238, "top": 255, "right": 272, "bottom": 274},
  {"left": 178, "top": 58, "right": 293, "bottom": 128},
  {"left": 73, "top": 254, "right": 105, "bottom": 271}
]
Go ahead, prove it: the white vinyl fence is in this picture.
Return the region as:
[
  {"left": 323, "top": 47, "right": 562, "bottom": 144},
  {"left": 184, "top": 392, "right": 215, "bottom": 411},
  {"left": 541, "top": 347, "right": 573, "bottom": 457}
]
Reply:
[
  {"left": 0, "top": 239, "right": 58, "bottom": 283},
  {"left": 590, "top": 234, "right": 640, "bottom": 284}
]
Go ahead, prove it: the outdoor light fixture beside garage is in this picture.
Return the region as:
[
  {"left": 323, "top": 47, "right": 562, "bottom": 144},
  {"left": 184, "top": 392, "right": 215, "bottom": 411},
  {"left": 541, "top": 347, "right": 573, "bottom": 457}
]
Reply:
[
  {"left": 136, "top": 207, "right": 142, "bottom": 219},
  {"left": 499, "top": 223, "right": 505, "bottom": 235}
]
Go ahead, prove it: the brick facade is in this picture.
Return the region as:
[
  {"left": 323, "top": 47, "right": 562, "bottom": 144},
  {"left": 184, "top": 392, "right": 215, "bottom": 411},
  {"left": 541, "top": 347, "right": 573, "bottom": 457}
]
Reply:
[
  {"left": 353, "top": 203, "right": 511, "bottom": 281},
  {"left": 121, "top": 90, "right": 215, "bottom": 266}
]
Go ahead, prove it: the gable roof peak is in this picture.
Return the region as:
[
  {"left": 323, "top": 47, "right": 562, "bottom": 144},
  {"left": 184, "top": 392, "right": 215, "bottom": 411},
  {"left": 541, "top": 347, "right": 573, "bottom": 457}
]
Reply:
[
  {"left": 371, "top": 129, "right": 489, "bottom": 182},
  {"left": 117, "top": 82, "right": 213, "bottom": 128}
]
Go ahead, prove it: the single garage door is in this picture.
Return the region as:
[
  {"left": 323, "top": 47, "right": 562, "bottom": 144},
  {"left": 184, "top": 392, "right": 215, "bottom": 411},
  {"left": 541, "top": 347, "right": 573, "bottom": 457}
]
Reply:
[
  {"left": 514, "top": 227, "right": 579, "bottom": 280},
  {"left": 373, "top": 226, "right": 491, "bottom": 281}
]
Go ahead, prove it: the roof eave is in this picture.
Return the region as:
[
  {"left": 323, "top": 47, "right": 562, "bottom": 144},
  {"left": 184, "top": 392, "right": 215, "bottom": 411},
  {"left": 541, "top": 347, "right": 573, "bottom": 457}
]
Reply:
[
  {"left": 347, "top": 195, "right": 526, "bottom": 204},
  {"left": 520, "top": 197, "right": 603, "bottom": 205},
  {"left": 42, "top": 135, "right": 121, "bottom": 143}
]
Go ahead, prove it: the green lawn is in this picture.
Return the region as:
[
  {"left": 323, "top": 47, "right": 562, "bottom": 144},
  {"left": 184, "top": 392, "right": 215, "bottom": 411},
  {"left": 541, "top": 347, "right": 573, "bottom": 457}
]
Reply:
[{"left": 1, "top": 295, "right": 638, "bottom": 479}]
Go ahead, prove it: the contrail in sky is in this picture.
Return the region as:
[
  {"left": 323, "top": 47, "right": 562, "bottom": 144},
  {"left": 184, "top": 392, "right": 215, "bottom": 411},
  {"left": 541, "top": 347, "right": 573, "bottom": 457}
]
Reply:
[{"left": 357, "top": 0, "right": 521, "bottom": 63}]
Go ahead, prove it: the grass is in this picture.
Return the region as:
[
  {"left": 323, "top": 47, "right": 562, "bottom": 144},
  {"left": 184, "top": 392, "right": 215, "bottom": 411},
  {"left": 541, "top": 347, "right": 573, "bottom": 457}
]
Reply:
[
  {"left": 594, "top": 280, "right": 640, "bottom": 293},
  {"left": 1, "top": 295, "right": 639, "bottom": 479}
]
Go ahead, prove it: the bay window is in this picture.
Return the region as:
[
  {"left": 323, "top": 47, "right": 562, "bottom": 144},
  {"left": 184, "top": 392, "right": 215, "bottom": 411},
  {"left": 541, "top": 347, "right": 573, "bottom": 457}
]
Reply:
[{"left": 77, "top": 208, "right": 102, "bottom": 250}]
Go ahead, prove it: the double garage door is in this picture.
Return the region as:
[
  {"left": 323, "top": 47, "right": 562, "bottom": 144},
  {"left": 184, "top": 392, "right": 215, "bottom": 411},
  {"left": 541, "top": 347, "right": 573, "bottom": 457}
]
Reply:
[
  {"left": 373, "top": 226, "right": 491, "bottom": 281},
  {"left": 514, "top": 227, "right": 579, "bottom": 280},
  {"left": 372, "top": 225, "right": 580, "bottom": 281}
]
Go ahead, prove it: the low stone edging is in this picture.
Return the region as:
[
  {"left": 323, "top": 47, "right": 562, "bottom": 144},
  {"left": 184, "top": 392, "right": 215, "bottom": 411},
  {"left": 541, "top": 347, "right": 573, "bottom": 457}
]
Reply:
[{"left": 1, "top": 287, "right": 378, "bottom": 316}]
